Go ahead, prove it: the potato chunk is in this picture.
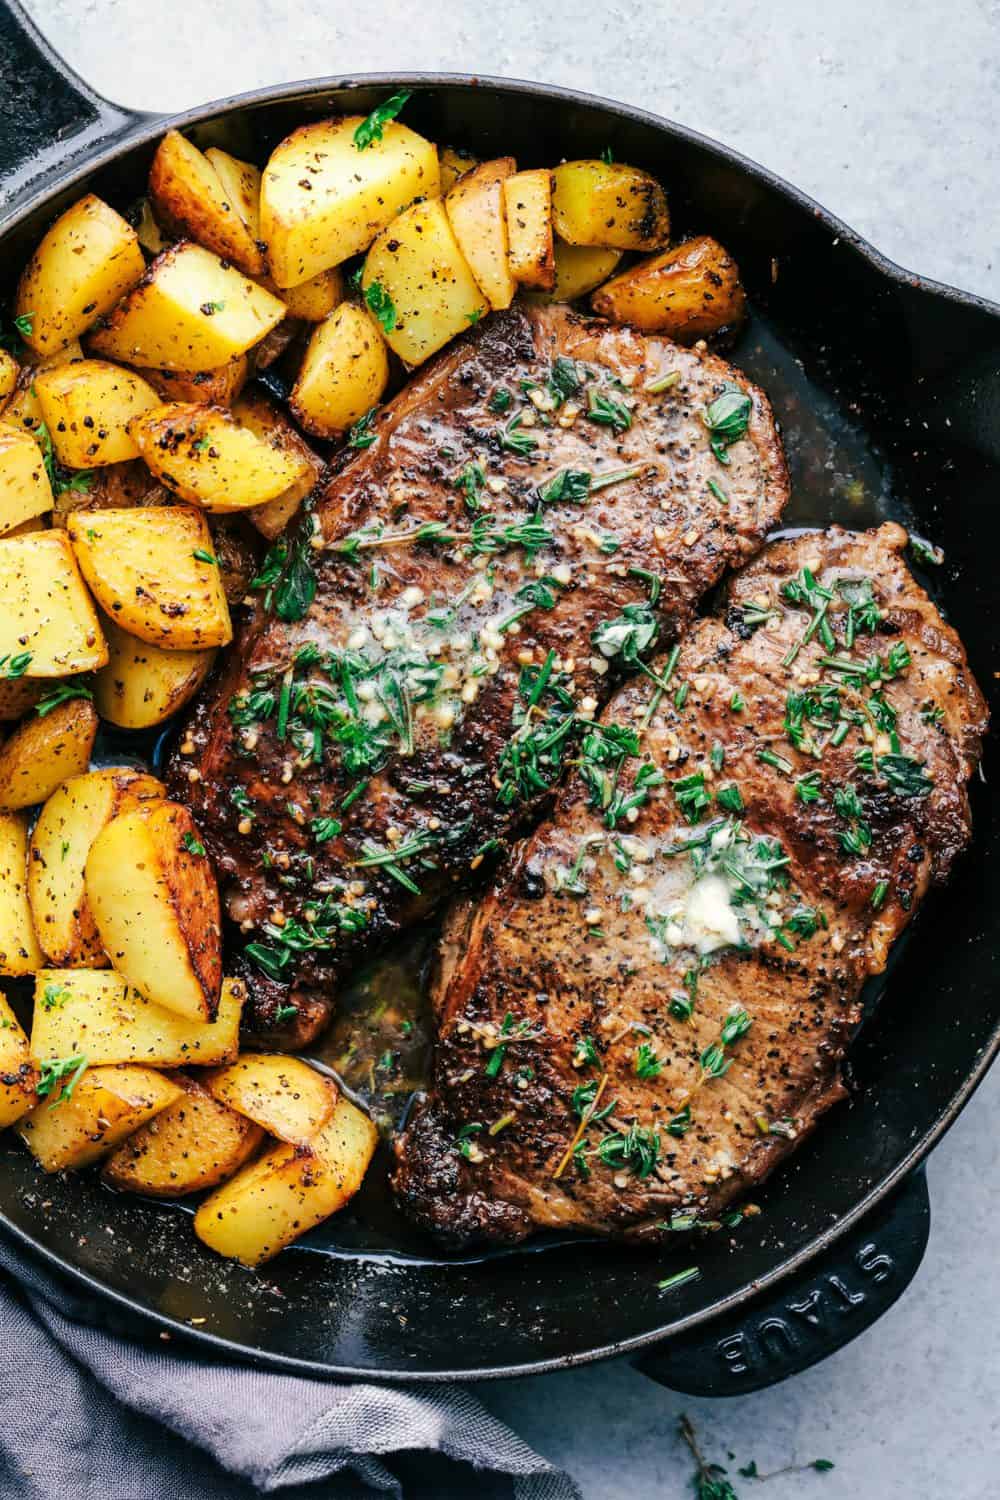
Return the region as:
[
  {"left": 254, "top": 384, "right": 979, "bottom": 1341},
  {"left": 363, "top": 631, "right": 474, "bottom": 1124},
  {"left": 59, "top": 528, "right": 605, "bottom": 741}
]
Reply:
[
  {"left": 0, "top": 695, "right": 98, "bottom": 810},
  {"left": 439, "top": 146, "right": 479, "bottom": 195},
  {"left": 194, "top": 1095, "right": 378, "bottom": 1265},
  {"left": 0, "top": 994, "right": 38, "bottom": 1128},
  {"left": 129, "top": 402, "right": 312, "bottom": 512},
  {"left": 67, "top": 506, "right": 232, "bottom": 649},
  {"left": 503, "top": 170, "right": 555, "bottom": 291},
  {"left": 18, "top": 1063, "right": 182, "bottom": 1171},
  {"left": 86, "top": 799, "right": 222, "bottom": 1021},
  {"left": 591, "top": 235, "right": 747, "bottom": 341},
  {"left": 137, "top": 357, "right": 249, "bottom": 409},
  {"left": 149, "top": 130, "right": 266, "bottom": 276},
  {"left": 0, "top": 810, "right": 43, "bottom": 976},
  {"left": 30, "top": 969, "right": 244, "bottom": 1068},
  {"left": 93, "top": 613, "right": 214, "bottom": 729},
  {"left": 231, "top": 392, "right": 323, "bottom": 538},
  {"left": 205, "top": 1055, "right": 338, "bottom": 1145},
  {"left": 89, "top": 243, "right": 285, "bottom": 372},
  {"left": 102, "top": 1071, "right": 264, "bottom": 1196},
  {"left": 530, "top": 239, "right": 623, "bottom": 304},
  {"left": 289, "top": 303, "right": 389, "bottom": 439},
  {"left": 15, "top": 195, "right": 146, "bottom": 356},
  {"left": 0, "top": 531, "right": 107, "bottom": 676},
  {"left": 362, "top": 198, "right": 488, "bottom": 367},
  {"left": 34, "top": 361, "right": 161, "bottom": 469},
  {"left": 273, "top": 268, "right": 343, "bottom": 323},
  {"left": 551, "top": 160, "right": 669, "bottom": 251},
  {"left": 204, "top": 148, "right": 262, "bottom": 245},
  {"left": 28, "top": 766, "right": 164, "bottom": 966},
  {"left": 0, "top": 422, "right": 53, "bottom": 534},
  {"left": 0, "top": 351, "right": 19, "bottom": 403},
  {"left": 445, "top": 158, "right": 517, "bottom": 311},
  {"left": 261, "top": 115, "right": 440, "bottom": 288}
]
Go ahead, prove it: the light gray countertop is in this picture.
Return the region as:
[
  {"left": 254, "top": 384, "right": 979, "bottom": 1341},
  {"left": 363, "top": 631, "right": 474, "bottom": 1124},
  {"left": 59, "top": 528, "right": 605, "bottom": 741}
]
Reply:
[{"left": 20, "top": 0, "right": 1000, "bottom": 1493}]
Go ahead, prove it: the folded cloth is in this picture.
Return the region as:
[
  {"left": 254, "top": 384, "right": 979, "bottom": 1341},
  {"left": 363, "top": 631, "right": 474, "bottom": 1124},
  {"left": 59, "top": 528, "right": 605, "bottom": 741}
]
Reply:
[{"left": 0, "top": 1231, "right": 580, "bottom": 1500}]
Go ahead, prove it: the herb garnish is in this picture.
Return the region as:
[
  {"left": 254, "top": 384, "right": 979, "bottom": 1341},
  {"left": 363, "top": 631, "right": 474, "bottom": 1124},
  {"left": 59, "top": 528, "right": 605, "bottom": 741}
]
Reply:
[
  {"left": 0, "top": 652, "right": 32, "bottom": 679},
  {"left": 703, "top": 382, "right": 751, "bottom": 463},
  {"left": 181, "top": 832, "right": 206, "bottom": 856},
  {"left": 353, "top": 91, "right": 411, "bottom": 149},
  {"left": 36, "top": 1054, "right": 87, "bottom": 1107},
  {"left": 33, "top": 680, "right": 93, "bottom": 715},
  {"left": 252, "top": 517, "right": 318, "bottom": 622},
  {"left": 586, "top": 388, "right": 632, "bottom": 433},
  {"left": 364, "top": 280, "right": 397, "bottom": 334},
  {"left": 347, "top": 407, "right": 379, "bottom": 449},
  {"left": 498, "top": 415, "right": 538, "bottom": 456}
]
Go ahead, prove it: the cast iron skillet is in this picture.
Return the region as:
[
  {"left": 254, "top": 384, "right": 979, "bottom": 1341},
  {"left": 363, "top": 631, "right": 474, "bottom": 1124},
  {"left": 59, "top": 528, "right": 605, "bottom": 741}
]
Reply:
[{"left": 1, "top": 0, "right": 998, "bottom": 1397}]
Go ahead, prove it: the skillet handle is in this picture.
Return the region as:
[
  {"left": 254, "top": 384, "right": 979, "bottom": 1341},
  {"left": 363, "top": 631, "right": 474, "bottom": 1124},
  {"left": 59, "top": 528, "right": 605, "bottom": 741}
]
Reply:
[
  {"left": 0, "top": 0, "right": 145, "bottom": 214},
  {"left": 635, "top": 1167, "right": 930, "bottom": 1396}
]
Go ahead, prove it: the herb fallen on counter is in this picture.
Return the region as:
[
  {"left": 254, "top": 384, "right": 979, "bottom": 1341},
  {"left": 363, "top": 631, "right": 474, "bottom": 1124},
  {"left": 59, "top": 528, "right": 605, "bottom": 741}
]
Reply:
[{"left": 679, "top": 1414, "right": 835, "bottom": 1498}]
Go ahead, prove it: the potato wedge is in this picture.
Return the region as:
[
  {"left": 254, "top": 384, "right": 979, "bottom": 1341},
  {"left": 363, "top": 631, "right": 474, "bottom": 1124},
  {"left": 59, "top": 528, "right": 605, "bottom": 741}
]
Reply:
[
  {"left": 0, "top": 695, "right": 98, "bottom": 810},
  {"left": 289, "top": 303, "right": 389, "bottom": 439},
  {"left": 590, "top": 235, "right": 747, "bottom": 341},
  {"left": 503, "top": 169, "right": 555, "bottom": 291},
  {"left": 551, "top": 160, "right": 669, "bottom": 251},
  {"left": 194, "top": 1094, "right": 378, "bottom": 1265},
  {"left": 362, "top": 198, "right": 487, "bottom": 366},
  {"left": 0, "top": 811, "right": 43, "bottom": 976},
  {"left": 0, "top": 421, "right": 53, "bottom": 534},
  {"left": 529, "top": 239, "right": 623, "bottom": 304},
  {"left": 67, "top": 506, "right": 232, "bottom": 649},
  {"left": 137, "top": 356, "right": 249, "bottom": 409},
  {"left": 18, "top": 1063, "right": 182, "bottom": 1171},
  {"left": 34, "top": 360, "right": 160, "bottom": 469},
  {"left": 445, "top": 157, "right": 517, "bottom": 311},
  {"left": 28, "top": 766, "right": 164, "bottom": 966},
  {"left": 0, "top": 351, "right": 19, "bottom": 403},
  {"left": 261, "top": 115, "right": 440, "bottom": 288},
  {"left": 15, "top": 195, "right": 146, "bottom": 356},
  {"left": 0, "top": 679, "right": 45, "bottom": 722},
  {"left": 231, "top": 391, "right": 323, "bottom": 538},
  {"left": 0, "top": 531, "right": 106, "bottom": 676},
  {"left": 0, "top": 994, "right": 38, "bottom": 1128},
  {"left": 88, "top": 242, "right": 285, "bottom": 373},
  {"left": 86, "top": 799, "right": 222, "bottom": 1022},
  {"left": 272, "top": 268, "right": 343, "bottom": 324},
  {"left": 129, "top": 402, "right": 312, "bottom": 512},
  {"left": 203, "top": 148, "right": 262, "bottom": 244},
  {"left": 149, "top": 130, "right": 266, "bottom": 277},
  {"left": 204, "top": 1055, "right": 338, "bottom": 1145},
  {"left": 439, "top": 146, "right": 479, "bottom": 195},
  {"left": 30, "top": 970, "right": 244, "bottom": 1068},
  {"left": 93, "top": 613, "right": 214, "bottom": 729},
  {"left": 102, "top": 1070, "right": 263, "bottom": 1196}
]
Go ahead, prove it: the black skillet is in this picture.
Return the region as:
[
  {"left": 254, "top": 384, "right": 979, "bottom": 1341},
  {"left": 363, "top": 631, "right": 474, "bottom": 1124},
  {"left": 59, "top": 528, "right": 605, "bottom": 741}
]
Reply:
[{"left": 1, "top": 0, "right": 998, "bottom": 1397}]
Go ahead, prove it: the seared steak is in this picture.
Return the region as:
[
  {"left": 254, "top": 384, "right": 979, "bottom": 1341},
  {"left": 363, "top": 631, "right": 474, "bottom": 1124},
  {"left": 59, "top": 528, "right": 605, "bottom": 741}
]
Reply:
[
  {"left": 170, "top": 304, "right": 788, "bottom": 1044},
  {"left": 393, "top": 524, "right": 987, "bottom": 1245}
]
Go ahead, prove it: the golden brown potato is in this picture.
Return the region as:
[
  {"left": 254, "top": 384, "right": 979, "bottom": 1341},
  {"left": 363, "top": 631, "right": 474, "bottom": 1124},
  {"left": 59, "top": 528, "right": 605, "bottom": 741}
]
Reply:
[
  {"left": 0, "top": 422, "right": 53, "bottom": 534},
  {"left": 15, "top": 195, "right": 146, "bottom": 356},
  {"left": 0, "top": 366, "right": 45, "bottom": 446},
  {"left": 93, "top": 612, "right": 215, "bottom": 730},
  {"left": 0, "top": 993, "right": 38, "bottom": 1128},
  {"left": 445, "top": 157, "right": 517, "bottom": 312},
  {"left": 289, "top": 303, "right": 389, "bottom": 439},
  {"left": 18, "top": 1063, "right": 183, "bottom": 1171},
  {"left": 0, "top": 695, "right": 98, "bottom": 810},
  {"left": 129, "top": 402, "right": 312, "bottom": 512},
  {"left": 362, "top": 198, "right": 487, "bottom": 366},
  {"left": 439, "top": 146, "right": 479, "bottom": 195},
  {"left": 0, "top": 351, "right": 19, "bottom": 403},
  {"left": 231, "top": 391, "right": 323, "bottom": 538},
  {"left": 591, "top": 235, "right": 746, "bottom": 341},
  {"left": 67, "top": 506, "right": 233, "bottom": 649},
  {"left": 193, "top": 1094, "right": 378, "bottom": 1265},
  {"left": 503, "top": 169, "right": 555, "bottom": 291},
  {"left": 0, "top": 679, "right": 46, "bottom": 722},
  {"left": 529, "top": 239, "right": 623, "bottom": 304},
  {"left": 30, "top": 970, "right": 244, "bottom": 1068},
  {"left": 34, "top": 360, "right": 161, "bottom": 469},
  {"left": 0, "top": 531, "right": 107, "bottom": 676},
  {"left": 88, "top": 242, "right": 285, "bottom": 373},
  {"left": 261, "top": 115, "right": 440, "bottom": 288},
  {"left": 28, "top": 766, "right": 165, "bottom": 966},
  {"left": 86, "top": 799, "right": 222, "bottom": 1022},
  {"left": 272, "top": 267, "right": 343, "bottom": 323},
  {"left": 134, "top": 355, "right": 249, "bottom": 409},
  {"left": 102, "top": 1070, "right": 264, "bottom": 1196},
  {"left": 203, "top": 148, "right": 262, "bottom": 246},
  {"left": 0, "top": 810, "right": 43, "bottom": 976},
  {"left": 149, "top": 130, "right": 266, "bottom": 276},
  {"left": 204, "top": 1055, "right": 338, "bottom": 1145},
  {"left": 551, "top": 160, "right": 669, "bottom": 251}
]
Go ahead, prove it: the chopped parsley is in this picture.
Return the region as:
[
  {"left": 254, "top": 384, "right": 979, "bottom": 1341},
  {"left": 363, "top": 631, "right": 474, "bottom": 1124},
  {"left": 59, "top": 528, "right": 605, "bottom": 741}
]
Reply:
[
  {"left": 364, "top": 280, "right": 397, "bottom": 334},
  {"left": 36, "top": 1054, "right": 87, "bottom": 1107},
  {"left": 353, "top": 91, "right": 411, "bottom": 150}
]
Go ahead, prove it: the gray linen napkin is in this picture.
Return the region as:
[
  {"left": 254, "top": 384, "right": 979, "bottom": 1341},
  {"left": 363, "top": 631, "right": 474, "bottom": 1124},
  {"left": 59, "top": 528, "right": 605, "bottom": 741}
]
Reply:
[{"left": 0, "top": 1232, "right": 580, "bottom": 1500}]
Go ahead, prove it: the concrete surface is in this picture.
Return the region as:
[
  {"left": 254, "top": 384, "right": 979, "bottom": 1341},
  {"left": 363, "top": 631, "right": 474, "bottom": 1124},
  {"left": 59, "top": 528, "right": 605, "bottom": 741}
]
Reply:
[{"left": 19, "top": 0, "right": 1000, "bottom": 1494}]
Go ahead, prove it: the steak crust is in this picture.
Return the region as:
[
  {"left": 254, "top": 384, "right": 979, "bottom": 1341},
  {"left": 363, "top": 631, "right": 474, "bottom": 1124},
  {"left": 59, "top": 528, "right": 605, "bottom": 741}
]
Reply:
[{"left": 392, "top": 524, "right": 987, "bottom": 1246}]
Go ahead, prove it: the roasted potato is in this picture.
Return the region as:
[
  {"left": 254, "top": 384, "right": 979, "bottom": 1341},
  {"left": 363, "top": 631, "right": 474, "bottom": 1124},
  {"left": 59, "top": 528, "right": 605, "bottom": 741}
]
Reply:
[
  {"left": 205, "top": 1055, "right": 338, "bottom": 1145},
  {"left": 591, "top": 235, "right": 747, "bottom": 341},
  {"left": 15, "top": 195, "right": 146, "bottom": 356},
  {"left": 0, "top": 679, "right": 46, "bottom": 722},
  {"left": 503, "top": 169, "right": 555, "bottom": 291},
  {"left": 445, "top": 157, "right": 517, "bottom": 311},
  {"left": 102, "top": 1070, "right": 264, "bottom": 1196},
  {"left": 0, "top": 810, "right": 43, "bottom": 976},
  {"left": 0, "top": 993, "right": 38, "bottom": 1128},
  {"left": 28, "top": 765, "right": 165, "bottom": 966},
  {"left": 0, "top": 366, "right": 46, "bottom": 446},
  {"left": 133, "top": 196, "right": 170, "bottom": 255},
  {"left": 0, "top": 421, "right": 53, "bottom": 534},
  {"left": 0, "top": 531, "right": 107, "bottom": 676},
  {"left": 270, "top": 268, "right": 343, "bottom": 323},
  {"left": 134, "top": 355, "right": 249, "bottom": 409},
  {"left": 34, "top": 360, "right": 161, "bottom": 469},
  {"left": 288, "top": 303, "right": 389, "bottom": 439},
  {"left": 149, "top": 130, "right": 266, "bottom": 276},
  {"left": 439, "top": 146, "right": 479, "bottom": 195},
  {"left": 88, "top": 242, "right": 285, "bottom": 372},
  {"left": 0, "top": 695, "right": 98, "bottom": 810},
  {"left": 261, "top": 115, "right": 440, "bottom": 288},
  {"left": 30, "top": 969, "right": 244, "bottom": 1068},
  {"left": 362, "top": 198, "right": 488, "bottom": 367},
  {"left": 193, "top": 1094, "right": 378, "bottom": 1265},
  {"left": 86, "top": 799, "right": 222, "bottom": 1022},
  {"left": 551, "top": 160, "right": 669, "bottom": 251},
  {"left": 129, "top": 402, "right": 312, "bottom": 512},
  {"left": 93, "top": 612, "right": 214, "bottom": 729},
  {"left": 530, "top": 239, "right": 623, "bottom": 304},
  {"left": 19, "top": 1064, "right": 182, "bottom": 1172},
  {"left": 0, "top": 350, "right": 20, "bottom": 403},
  {"left": 67, "top": 506, "right": 233, "bottom": 649},
  {"left": 203, "top": 148, "right": 262, "bottom": 244},
  {"left": 231, "top": 391, "right": 323, "bottom": 537}
]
